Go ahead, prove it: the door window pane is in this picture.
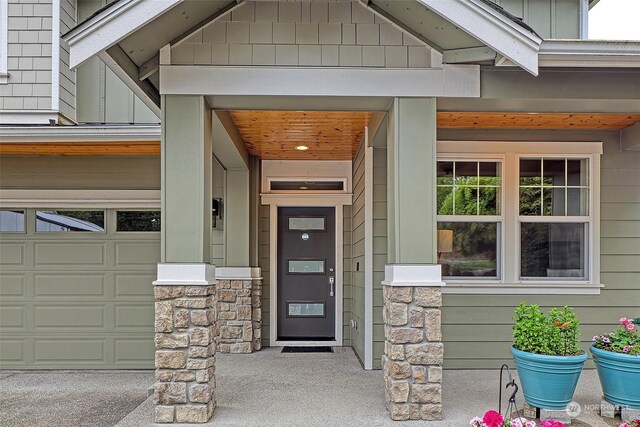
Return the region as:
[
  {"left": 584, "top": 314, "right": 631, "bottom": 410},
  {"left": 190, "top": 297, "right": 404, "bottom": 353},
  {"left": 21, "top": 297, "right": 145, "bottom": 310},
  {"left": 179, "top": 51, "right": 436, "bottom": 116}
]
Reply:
[
  {"left": 36, "top": 211, "right": 105, "bottom": 232},
  {"left": 288, "top": 217, "right": 325, "bottom": 231},
  {"left": 117, "top": 211, "right": 161, "bottom": 232},
  {"left": 288, "top": 259, "right": 325, "bottom": 274},
  {"left": 520, "top": 222, "right": 586, "bottom": 279},
  {"left": 287, "top": 302, "right": 325, "bottom": 317},
  {"left": 0, "top": 210, "right": 25, "bottom": 232},
  {"left": 437, "top": 222, "right": 499, "bottom": 279}
]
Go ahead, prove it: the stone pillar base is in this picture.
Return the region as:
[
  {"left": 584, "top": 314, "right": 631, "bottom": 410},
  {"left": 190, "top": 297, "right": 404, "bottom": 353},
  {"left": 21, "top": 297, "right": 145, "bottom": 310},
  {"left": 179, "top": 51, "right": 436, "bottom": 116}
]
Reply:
[
  {"left": 382, "top": 265, "right": 445, "bottom": 421},
  {"left": 153, "top": 264, "right": 217, "bottom": 424},
  {"left": 215, "top": 267, "right": 262, "bottom": 354}
]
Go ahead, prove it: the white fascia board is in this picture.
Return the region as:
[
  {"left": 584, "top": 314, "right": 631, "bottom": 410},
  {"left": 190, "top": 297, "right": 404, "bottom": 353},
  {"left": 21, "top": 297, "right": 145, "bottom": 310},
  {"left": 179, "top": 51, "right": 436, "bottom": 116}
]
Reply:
[
  {"left": 0, "top": 124, "right": 160, "bottom": 142},
  {"left": 64, "top": 0, "right": 182, "bottom": 69},
  {"left": 495, "top": 40, "right": 640, "bottom": 68},
  {"left": 417, "top": 0, "right": 541, "bottom": 76},
  {"left": 160, "top": 65, "right": 480, "bottom": 98}
]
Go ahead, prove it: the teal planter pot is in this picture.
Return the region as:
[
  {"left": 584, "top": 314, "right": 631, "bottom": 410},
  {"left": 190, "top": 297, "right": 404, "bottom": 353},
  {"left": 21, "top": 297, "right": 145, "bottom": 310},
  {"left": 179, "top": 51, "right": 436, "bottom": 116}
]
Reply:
[
  {"left": 511, "top": 346, "right": 587, "bottom": 410},
  {"left": 591, "top": 345, "right": 640, "bottom": 409}
]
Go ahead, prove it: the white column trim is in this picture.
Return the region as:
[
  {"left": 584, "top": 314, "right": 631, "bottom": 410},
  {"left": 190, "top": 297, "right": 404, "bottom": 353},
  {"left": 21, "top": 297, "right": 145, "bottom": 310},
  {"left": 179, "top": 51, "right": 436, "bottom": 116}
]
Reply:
[
  {"left": 382, "top": 265, "right": 446, "bottom": 287},
  {"left": 0, "top": 0, "right": 8, "bottom": 84},
  {"left": 153, "top": 263, "right": 216, "bottom": 285},
  {"left": 363, "top": 143, "right": 374, "bottom": 370},
  {"left": 51, "top": 0, "right": 60, "bottom": 111}
]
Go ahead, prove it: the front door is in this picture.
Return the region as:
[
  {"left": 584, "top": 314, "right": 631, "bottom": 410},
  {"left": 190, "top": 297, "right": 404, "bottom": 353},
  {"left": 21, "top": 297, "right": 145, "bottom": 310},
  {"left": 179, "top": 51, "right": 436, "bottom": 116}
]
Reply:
[{"left": 277, "top": 207, "right": 336, "bottom": 340}]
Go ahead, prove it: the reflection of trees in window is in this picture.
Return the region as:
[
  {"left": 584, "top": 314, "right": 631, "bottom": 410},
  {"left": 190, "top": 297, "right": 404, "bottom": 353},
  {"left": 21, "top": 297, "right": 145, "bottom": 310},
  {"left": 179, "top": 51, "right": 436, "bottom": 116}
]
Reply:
[
  {"left": 116, "top": 211, "right": 161, "bottom": 232},
  {"left": 36, "top": 211, "right": 105, "bottom": 232}
]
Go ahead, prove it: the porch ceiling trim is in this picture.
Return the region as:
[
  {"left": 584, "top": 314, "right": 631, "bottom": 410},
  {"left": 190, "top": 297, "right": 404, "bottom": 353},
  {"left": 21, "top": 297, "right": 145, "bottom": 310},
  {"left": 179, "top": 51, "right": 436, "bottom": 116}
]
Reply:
[
  {"left": 159, "top": 65, "right": 480, "bottom": 98},
  {"left": 416, "top": 0, "right": 541, "bottom": 75}
]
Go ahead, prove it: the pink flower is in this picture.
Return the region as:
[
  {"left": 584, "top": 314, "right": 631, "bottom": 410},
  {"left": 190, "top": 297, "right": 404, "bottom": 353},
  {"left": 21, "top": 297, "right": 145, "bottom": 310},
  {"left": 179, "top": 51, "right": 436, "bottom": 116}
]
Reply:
[
  {"left": 541, "top": 420, "right": 566, "bottom": 427},
  {"left": 626, "top": 323, "right": 636, "bottom": 332},
  {"left": 620, "top": 317, "right": 628, "bottom": 324},
  {"left": 482, "top": 410, "right": 504, "bottom": 427},
  {"left": 470, "top": 416, "right": 485, "bottom": 426}
]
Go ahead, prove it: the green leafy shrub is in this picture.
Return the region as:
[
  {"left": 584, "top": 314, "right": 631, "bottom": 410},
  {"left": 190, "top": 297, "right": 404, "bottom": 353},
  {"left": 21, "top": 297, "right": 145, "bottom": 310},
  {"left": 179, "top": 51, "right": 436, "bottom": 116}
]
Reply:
[
  {"left": 592, "top": 317, "right": 640, "bottom": 356},
  {"left": 513, "top": 302, "right": 582, "bottom": 356}
]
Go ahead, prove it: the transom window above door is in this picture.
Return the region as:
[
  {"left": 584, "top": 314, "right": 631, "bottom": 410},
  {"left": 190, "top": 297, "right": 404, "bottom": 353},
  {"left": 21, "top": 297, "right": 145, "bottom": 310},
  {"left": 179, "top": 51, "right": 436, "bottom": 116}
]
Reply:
[{"left": 436, "top": 141, "right": 602, "bottom": 294}]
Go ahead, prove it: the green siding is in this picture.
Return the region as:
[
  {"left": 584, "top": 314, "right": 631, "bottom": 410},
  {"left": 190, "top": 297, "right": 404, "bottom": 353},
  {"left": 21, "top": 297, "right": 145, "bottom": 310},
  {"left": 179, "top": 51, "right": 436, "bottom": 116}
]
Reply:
[
  {"left": 0, "top": 209, "right": 159, "bottom": 369},
  {"left": 351, "top": 141, "right": 366, "bottom": 363},
  {"left": 492, "top": 0, "right": 581, "bottom": 39},
  {"left": 437, "top": 129, "right": 640, "bottom": 369},
  {"left": 372, "top": 146, "right": 387, "bottom": 369}
]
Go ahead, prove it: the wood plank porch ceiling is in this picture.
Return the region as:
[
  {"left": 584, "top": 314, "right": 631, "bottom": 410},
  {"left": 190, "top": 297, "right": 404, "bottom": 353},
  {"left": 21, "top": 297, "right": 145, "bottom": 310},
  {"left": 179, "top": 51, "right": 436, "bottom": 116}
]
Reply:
[{"left": 229, "top": 110, "right": 373, "bottom": 161}]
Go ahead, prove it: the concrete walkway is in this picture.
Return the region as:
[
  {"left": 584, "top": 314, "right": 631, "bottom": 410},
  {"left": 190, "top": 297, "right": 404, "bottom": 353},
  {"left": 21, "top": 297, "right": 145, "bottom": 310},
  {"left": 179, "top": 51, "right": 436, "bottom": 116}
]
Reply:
[
  {"left": 117, "top": 347, "right": 613, "bottom": 427},
  {"left": 1, "top": 348, "right": 616, "bottom": 427}
]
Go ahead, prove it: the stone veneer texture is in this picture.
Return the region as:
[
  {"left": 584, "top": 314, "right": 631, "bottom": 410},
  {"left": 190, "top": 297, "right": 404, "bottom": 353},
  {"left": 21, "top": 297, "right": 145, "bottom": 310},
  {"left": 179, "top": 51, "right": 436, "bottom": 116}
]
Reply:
[
  {"left": 216, "top": 279, "right": 262, "bottom": 353},
  {"left": 382, "top": 285, "right": 444, "bottom": 421},
  {"left": 153, "top": 285, "right": 217, "bottom": 423}
]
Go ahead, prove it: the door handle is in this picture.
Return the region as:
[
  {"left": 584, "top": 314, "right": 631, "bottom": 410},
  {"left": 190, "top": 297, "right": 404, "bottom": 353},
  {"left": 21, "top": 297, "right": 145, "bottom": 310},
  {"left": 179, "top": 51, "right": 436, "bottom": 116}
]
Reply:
[{"left": 329, "top": 276, "right": 335, "bottom": 297}]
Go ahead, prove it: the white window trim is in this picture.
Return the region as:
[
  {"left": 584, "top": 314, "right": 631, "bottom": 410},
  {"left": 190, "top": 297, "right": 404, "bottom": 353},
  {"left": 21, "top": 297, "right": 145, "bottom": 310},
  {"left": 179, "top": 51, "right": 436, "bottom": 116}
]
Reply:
[
  {"left": 437, "top": 140, "right": 603, "bottom": 295},
  {"left": 0, "top": 0, "right": 8, "bottom": 84}
]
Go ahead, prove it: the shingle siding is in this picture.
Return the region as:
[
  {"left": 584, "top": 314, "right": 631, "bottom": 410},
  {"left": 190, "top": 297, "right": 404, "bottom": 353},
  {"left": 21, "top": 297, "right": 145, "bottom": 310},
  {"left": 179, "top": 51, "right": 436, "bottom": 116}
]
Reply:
[
  {"left": 171, "top": 1, "right": 434, "bottom": 68},
  {"left": 3, "top": 0, "right": 53, "bottom": 111}
]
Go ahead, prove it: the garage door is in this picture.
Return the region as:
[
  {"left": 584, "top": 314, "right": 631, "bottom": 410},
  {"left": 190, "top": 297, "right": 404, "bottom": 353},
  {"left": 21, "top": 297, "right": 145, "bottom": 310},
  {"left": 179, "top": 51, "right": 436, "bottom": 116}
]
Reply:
[{"left": 0, "top": 209, "right": 160, "bottom": 369}]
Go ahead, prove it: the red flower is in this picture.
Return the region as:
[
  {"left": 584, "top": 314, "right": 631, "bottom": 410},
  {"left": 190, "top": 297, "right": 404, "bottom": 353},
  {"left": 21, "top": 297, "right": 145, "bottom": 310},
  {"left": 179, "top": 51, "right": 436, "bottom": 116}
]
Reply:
[
  {"left": 541, "top": 420, "right": 566, "bottom": 427},
  {"left": 482, "top": 410, "right": 504, "bottom": 427}
]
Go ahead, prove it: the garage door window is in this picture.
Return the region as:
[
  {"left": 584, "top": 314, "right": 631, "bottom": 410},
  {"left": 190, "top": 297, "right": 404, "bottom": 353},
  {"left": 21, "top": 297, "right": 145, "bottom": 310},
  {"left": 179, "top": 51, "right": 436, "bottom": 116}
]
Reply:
[
  {"left": 116, "top": 211, "right": 161, "bottom": 232},
  {"left": 0, "top": 210, "right": 25, "bottom": 232},
  {"left": 36, "top": 210, "right": 105, "bottom": 232}
]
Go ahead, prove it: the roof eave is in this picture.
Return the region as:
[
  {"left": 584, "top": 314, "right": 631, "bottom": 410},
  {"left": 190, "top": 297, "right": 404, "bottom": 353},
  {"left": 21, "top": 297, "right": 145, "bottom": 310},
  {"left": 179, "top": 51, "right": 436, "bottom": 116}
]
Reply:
[{"left": 417, "top": 0, "right": 542, "bottom": 75}]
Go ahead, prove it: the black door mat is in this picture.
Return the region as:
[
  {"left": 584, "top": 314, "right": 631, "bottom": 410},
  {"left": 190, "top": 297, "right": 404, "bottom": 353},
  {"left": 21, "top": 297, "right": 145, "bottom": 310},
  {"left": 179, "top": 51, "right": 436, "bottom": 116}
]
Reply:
[{"left": 281, "top": 346, "right": 333, "bottom": 353}]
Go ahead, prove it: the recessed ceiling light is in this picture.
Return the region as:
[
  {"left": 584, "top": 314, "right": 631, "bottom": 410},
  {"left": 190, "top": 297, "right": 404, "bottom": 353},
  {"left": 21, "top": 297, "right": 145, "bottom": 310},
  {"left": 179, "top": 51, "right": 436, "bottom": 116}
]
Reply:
[{"left": 295, "top": 145, "right": 310, "bottom": 151}]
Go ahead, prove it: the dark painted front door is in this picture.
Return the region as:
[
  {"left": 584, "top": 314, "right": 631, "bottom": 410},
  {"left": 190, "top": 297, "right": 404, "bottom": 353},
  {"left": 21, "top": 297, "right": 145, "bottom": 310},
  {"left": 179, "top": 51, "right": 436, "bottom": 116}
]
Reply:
[{"left": 277, "top": 207, "right": 336, "bottom": 340}]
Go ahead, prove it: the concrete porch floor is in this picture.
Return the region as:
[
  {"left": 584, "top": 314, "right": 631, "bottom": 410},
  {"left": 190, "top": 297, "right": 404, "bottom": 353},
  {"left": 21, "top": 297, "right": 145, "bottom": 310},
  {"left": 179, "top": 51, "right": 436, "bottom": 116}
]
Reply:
[{"left": 1, "top": 347, "right": 618, "bottom": 427}]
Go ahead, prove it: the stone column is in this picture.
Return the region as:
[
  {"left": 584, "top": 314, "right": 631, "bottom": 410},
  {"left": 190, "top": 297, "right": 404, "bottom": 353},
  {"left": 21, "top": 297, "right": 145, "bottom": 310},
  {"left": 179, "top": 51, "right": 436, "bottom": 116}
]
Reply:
[
  {"left": 153, "top": 264, "right": 217, "bottom": 424},
  {"left": 382, "top": 265, "right": 444, "bottom": 421},
  {"left": 215, "top": 267, "right": 262, "bottom": 353}
]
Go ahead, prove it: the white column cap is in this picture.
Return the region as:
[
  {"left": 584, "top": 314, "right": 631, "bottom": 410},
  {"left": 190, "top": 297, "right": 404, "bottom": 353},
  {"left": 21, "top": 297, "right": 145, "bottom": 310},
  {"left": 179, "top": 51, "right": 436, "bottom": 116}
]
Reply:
[
  {"left": 382, "top": 264, "right": 445, "bottom": 287},
  {"left": 153, "top": 263, "right": 216, "bottom": 285}
]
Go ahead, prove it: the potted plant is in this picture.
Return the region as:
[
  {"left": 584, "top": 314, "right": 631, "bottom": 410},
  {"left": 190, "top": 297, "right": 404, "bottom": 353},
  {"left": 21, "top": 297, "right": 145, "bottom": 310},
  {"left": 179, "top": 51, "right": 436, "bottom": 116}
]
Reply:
[
  {"left": 511, "top": 303, "right": 587, "bottom": 410},
  {"left": 591, "top": 317, "right": 640, "bottom": 409}
]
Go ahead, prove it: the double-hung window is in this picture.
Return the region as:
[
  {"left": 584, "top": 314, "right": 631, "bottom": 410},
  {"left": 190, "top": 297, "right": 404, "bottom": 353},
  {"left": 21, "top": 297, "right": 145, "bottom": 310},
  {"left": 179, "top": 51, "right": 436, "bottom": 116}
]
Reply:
[{"left": 436, "top": 141, "right": 601, "bottom": 294}]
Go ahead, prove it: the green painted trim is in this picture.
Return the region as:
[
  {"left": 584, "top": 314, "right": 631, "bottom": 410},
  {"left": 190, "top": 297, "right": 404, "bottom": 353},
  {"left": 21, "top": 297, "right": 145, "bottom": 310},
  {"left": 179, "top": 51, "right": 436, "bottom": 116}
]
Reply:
[
  {"left": 387, "top": 98, "right": 437, "bottom": 264},
  {"left": 161, "top": 95, "right": 212, "bottom": 263}
]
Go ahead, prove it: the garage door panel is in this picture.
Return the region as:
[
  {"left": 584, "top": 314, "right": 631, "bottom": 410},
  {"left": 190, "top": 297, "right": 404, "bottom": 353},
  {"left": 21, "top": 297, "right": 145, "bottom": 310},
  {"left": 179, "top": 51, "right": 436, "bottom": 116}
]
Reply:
[
  {"left": 0, "top": 274, "right": 25, "bottom": 296},
  {"left": 0, "top": 306, "right": 25, "bottom": 329},
  {"left": 0, "top": 244, "right": 25, "bottom": 265},
  {"left": 34, "top": 305, "right": 106, "bottom": 329},
  {"left": 0, "top": 340, "right": 24, "bottom": 363},
  {"left": 34, "top": 243, "right": 106, "bottom": 267},
  {"left": 115, "top": 304, "right": 154, "bottom": 329},
  {"left": 34, "top": 339, "right": 105, "bottom": 362},
  {"left": 115, "top": 273, "right": 155, "bottom": 297},
  {"left": 34, "top": 274, "right": 106, "bottom": 297},
  {"left": 114, "top": 338, "right": 155, "bottom": 363},
  {"left": 0, "top": 209, "right": 159, "bottom": 368}
]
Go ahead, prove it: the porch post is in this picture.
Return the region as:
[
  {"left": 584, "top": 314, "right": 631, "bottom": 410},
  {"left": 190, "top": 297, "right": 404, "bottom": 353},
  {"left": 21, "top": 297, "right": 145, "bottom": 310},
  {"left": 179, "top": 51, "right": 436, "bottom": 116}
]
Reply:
[
  {"left": 383, "top": 98, "right": 444, "bottom": 421},
  {"left": 154, "top": 95, "right": 216, "bottom": 424}
]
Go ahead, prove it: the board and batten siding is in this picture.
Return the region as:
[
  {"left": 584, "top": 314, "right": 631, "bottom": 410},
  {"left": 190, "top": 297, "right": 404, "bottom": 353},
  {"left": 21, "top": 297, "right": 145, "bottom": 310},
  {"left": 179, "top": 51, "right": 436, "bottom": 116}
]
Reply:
[
  {"left": 491, "top": 0, "right": 581, "bottom": 39},
  {"left": 74, "top": 0, "right": 158, "bottom": 124},
  {"left": 436, "top": 129, "right": 640, "bottom": 369}
]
